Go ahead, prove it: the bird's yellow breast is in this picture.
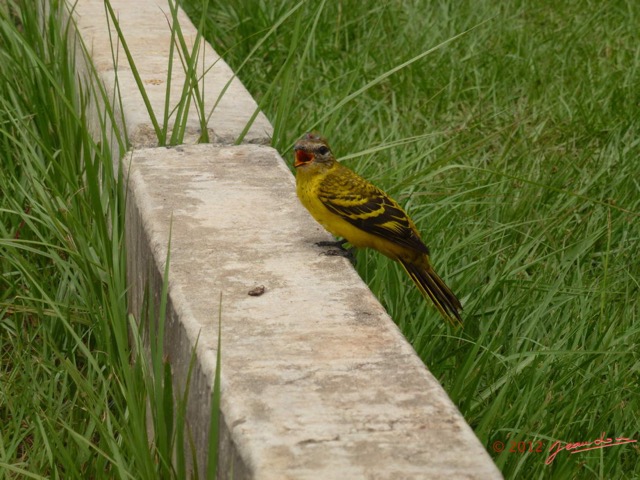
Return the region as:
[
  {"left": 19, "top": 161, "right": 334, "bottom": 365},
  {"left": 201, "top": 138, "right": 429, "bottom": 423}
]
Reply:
[{"left": 296, "top": 165, "right": 352, "bottom": 236}]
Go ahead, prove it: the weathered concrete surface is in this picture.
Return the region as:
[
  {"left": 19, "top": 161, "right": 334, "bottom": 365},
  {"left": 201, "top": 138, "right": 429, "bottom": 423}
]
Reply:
[
  {"left": 126, "top": 144, "right": 502, "bottom": 479},
  {"left": 66, "top": 0, "right": 272, "bottom": 150}
]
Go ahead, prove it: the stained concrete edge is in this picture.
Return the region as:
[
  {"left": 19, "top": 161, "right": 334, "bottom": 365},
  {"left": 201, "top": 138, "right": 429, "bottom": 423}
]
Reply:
[{"left": 57, "top": 0, "right": 503, "bottom": 478}]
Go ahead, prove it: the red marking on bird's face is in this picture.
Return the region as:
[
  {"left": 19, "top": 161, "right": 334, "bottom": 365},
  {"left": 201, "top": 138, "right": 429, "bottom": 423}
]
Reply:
[{"left": 294, "top": 149, "right": 314, "bottom": 167}]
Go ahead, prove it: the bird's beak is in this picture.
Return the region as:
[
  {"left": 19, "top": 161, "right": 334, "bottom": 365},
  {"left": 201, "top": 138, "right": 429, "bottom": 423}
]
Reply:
[{"left": 294, "top": 149, "right": 314, "bottom": 168}]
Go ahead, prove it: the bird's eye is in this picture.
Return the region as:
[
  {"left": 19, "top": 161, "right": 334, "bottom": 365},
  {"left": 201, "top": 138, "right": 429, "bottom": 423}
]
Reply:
[{"left": 317, "top": 146, "right": 329, "bottom": 155}]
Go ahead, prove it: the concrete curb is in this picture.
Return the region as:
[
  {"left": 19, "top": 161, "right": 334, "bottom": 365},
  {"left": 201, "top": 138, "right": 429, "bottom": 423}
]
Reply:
[
  {"left": 64, "top": 0, "right": 503, "bottom": 478},
  {"left": 69, "top": 0, "right": 271, "bottom": 156}
]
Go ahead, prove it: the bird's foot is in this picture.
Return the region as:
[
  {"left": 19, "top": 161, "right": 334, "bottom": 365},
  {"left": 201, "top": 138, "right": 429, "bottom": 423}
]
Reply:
[{"left": 315, "top": 239, "right": 356, "bottom": 265}]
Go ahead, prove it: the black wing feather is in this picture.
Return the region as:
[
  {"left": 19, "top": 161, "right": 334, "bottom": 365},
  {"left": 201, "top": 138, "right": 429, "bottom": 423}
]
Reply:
[{"left": 318, "top": 168, "right": 429, "bottom": 254}]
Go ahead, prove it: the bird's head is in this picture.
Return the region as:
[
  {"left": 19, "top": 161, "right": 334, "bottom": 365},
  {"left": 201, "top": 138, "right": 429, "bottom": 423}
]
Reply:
[{"left": 293, "top": 132, "right": 335, "bottom": 169}]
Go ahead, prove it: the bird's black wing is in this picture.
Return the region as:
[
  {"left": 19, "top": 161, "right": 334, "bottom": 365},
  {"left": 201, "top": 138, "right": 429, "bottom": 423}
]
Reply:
[{"left": 318, "top": 167, "right": 429, "bottom": 255}]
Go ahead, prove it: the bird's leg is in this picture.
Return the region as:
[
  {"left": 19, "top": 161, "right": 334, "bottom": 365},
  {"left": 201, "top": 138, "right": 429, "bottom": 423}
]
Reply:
[{"left": 315, "top": 238, "right": 356, "bottom": 265}]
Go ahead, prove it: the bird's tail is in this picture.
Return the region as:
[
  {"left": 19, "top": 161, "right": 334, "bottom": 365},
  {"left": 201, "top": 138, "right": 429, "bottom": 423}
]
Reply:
[{"left": 400, "top": 260, "right": 463, "bottom": 325}]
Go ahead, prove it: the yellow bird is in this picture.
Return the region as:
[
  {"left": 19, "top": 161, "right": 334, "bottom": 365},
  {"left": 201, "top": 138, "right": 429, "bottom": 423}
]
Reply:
[{"left": 293, "top": 132, "right": 462, "bottom": 324}]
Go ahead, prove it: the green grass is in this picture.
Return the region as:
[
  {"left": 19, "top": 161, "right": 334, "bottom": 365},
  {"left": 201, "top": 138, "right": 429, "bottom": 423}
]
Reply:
[
  {"left": 2, "top": 0, "right": 638, "bottom": 478},
  {"left": 180, "top": 0, "right": 640, "bottom": 478},
  {"left": 0, "top": 1, "right": 220, "bottom": 478}
]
